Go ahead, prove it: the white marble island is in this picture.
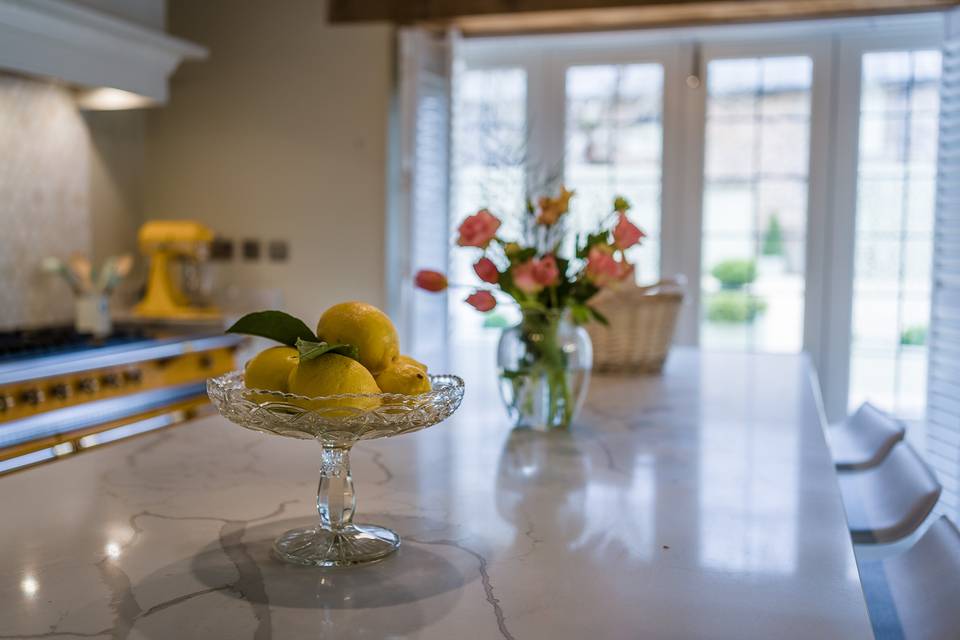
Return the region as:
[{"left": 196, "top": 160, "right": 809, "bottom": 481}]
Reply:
[{"left": 0, "top": 349, "right": 873, "bottom": 639}]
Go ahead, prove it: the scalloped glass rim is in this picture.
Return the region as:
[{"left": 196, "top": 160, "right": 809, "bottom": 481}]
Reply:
[
  {"left": 206, "top": 370, "right": 465, "bottom": 445},
  {"left": 226, "top": 372, "right": 456, "bottom": 405}
]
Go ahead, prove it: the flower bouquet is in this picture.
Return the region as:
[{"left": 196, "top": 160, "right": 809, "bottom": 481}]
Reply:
[{"left": 416, "top": 188, "right": 646, "bottom": 429}]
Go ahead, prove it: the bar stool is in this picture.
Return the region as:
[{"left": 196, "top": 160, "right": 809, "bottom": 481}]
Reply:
[
  {"left": 828, "top": 402, "right": 905, "bottom": 471},
  {"left": 859, "top": 516, "right": 960, "bottom": 640},
  {"left": 838, "top": 442, "right": 941, "bottom": 544}
]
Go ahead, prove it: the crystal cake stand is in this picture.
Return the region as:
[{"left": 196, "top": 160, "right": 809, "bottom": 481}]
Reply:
[{"left": 207, "top": 371, "right": 464, "bottom": 567}]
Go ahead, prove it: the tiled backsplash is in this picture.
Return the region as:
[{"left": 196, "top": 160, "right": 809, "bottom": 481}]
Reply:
[{"left": 0, "top": 75, "right": 91, "bottom": 330}]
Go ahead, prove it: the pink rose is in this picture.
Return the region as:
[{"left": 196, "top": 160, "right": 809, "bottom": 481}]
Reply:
[
  {"left": 415, "top": 269, "right": 448, "bottom": 292},
  {"left": 512, "top": 260, "right": 542, "bottom": 295},
  {"left": 512, "top": 255, "right": 560, "bottom": 295},
  {"left": 473, "top": 257, "right": 500, "bottom": 284},
  {"left": 586, "top": 247, "right": 633, "bottom": 286},
  {"left": 613, "top": 213, "right": 645, "bottom": 250},
  {"left": 457, "top": 209, "right": 501, "bottom": 248},
  {"left": 466, "top": 290, "right": 496, "bottom": 312},
  {"left": 533, "top": 254, "right": 560, "bottom": 287}
]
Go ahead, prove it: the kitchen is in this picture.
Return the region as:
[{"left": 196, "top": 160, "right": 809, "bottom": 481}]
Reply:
[{"left": 1, "top": 0, "right": 959, "bottom": 638}]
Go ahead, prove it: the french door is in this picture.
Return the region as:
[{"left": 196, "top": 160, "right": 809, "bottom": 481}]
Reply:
[
  {"left": 695, "top": 49, "right": 823, "bottom": 354},
  {"left": 449, "top": 43, "right": 685, "bottom": 338},
  {"left": 439, "top": 15, "right": 944, "bottom": 421},
  {"left": 452, "top": 37, "right": 831, "bottom": 352},
  {"left": 824, "top": 34, "right": 944, "bottom": 428}
]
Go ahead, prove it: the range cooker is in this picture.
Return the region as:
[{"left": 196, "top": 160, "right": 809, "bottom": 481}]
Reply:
[{"left": 0, "top": 325, "right": 243, "bottom": 473}]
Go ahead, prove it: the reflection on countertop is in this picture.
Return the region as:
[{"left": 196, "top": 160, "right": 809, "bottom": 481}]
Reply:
[{"left": 0, "top": 348, "right": 873, "bottom": 639}]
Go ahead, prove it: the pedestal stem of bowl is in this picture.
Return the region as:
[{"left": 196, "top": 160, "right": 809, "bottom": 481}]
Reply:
[{"left": 318, "top": 446, "right": 355, "bottom": 531}]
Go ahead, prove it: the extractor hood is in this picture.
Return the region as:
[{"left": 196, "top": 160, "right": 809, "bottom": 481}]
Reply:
[{"left": 0, "top": 0, "right": 206, "bottom": 106}]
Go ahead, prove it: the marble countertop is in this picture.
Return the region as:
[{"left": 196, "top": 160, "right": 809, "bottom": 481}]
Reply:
[{"left": 0, "top": 348, "right": 873, "bottom": 639}]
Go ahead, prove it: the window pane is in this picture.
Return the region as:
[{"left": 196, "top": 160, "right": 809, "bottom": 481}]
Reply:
[
  {"left": 565, "top": 63, "right": 664, "bottom": 282},
  {"left": 705, "top": 121, "right": 756, "bottom": 178},
  {"left": 707, "top": 59, "right": 760, "bottom": 117},
  {"left": 849, "top": 50, "right": 941, "bottom": 421},
  {"left": 906, "top": 178, "right": 936, "bottom": 234},
  {"left": 857, "top": 179, "right": 905, "bottom": 234},
  {"left": 450, "top": 67, "right": 528, "bottom": 340},
  {"left": 700, "top": 56, "right": 813, "bottom": 353},
  {"left": 758, "top": 120, "right": 809, "bottom": 175}
]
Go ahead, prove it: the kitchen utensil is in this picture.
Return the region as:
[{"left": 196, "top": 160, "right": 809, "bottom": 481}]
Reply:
[
  {"left": 41, "top": 257, "right": 82, "bottom": 294},
  {"left": 95, "top": 256, "right": 117, "bottom": 293},
  {"left": 68, "top": 254, "right": 93, "bottom": 294}
]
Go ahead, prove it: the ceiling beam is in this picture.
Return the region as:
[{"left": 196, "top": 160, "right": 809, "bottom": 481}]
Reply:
[{"left": 329, "top": 0, "right": 957, "bottom": 34}]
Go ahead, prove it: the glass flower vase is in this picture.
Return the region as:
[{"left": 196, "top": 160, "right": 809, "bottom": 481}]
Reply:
[{"left": 496, "top": 310, "right": 592, "bottom": 430}]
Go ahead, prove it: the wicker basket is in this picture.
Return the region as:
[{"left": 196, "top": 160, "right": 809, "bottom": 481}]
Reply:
[{"left": 586, "top": 277, "right": 685, "bottom": 374}]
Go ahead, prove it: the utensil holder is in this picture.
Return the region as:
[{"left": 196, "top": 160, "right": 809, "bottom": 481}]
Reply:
[{"left": 75, "top": 294, "right": 112, "bottom": 337}]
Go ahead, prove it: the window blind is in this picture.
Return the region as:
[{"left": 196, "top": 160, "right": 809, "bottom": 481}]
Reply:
[
  {"left": 927, "top": 8, "right": 960, "bottom": 522},
  {"left": 394, "top": 29, "right": 453, "bottom": 363}
]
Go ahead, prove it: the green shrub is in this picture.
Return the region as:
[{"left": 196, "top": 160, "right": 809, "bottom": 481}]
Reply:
[
  {"left": 711, "top": 259, "right": 757, "bottom": 290},
  {"left": 706, "top": 292, "right": 767, "bottom": 324},
  {"left": 900, "top": 325, "right": 927, "bottom": 346},
  {"left": 762, "top": 214, "right": 785, "bottom": 257}
]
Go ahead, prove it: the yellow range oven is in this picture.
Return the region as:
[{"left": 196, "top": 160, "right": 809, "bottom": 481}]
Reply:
[{"left": 0, "top": 327, "right": 243, "bottom": 474}]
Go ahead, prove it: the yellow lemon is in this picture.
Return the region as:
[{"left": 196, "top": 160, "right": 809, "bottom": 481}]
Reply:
[
  {"left": 395, "top": 354, "right": 428, "bottom": 373},
  {"left": 316, "top": 302, "right": 399, "bottom": 374},
  {"left": 244, "top": 346, "right": 299, "bottom": 393},
  {"left": 375, "top": 361, "right": 432, "bottom": 395},
  {"left": 287, "top": 353, "right": 380, "bottom": 411}
]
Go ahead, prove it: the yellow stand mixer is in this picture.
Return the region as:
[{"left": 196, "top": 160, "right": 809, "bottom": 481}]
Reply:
[{"left": 133, "top": 221, "right": 221, "bottom": 320}]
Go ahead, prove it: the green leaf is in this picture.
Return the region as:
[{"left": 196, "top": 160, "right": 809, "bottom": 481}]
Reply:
[
  {"left": 576, "top": 231, "right": 610, "bottom": 259},
  {"left": 295, "top": 338, "right": 360, "bottom": 363},
  {"left": 512, "top": 247, "right": 537, "bottom": 264},
  {"left": 588, "top": 305, "right": 610, "bottom": 326},
  {"left": 613, "top": 195, "right": 631, "bottom": 212},
  {"left": 570, "top": 304, "right": 592, "bottom": 325},
  {"left": 226, "top": 310, "right": 317, "bottom": 346}
]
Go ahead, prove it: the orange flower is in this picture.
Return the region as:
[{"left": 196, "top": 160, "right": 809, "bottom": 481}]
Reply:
[{"left": 536, "top": 186, "right": 575, "bottom": 226}]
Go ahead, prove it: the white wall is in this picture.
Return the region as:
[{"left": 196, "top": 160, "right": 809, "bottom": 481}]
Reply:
[{"left": 144, "top": 0, "right": 394, "bottom": 326}]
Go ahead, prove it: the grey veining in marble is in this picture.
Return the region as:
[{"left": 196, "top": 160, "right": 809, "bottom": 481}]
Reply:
[{"left": 0, "top": 349, "right": 873, "bottom": 639}]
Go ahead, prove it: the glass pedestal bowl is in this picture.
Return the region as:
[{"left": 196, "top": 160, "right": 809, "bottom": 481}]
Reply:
[{"left": 207, "top": 370, "right": 464, "bottom": 567}]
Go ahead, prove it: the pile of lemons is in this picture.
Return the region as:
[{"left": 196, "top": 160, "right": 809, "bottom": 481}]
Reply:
[{"left": 243, "top": 302, "right": 430, "bottom": 409}]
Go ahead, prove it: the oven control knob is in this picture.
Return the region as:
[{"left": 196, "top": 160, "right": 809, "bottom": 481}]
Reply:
[
  {"left": 50, "top": 383, "right": 71, "bottom": 400},
  {"left": 122, "top": 369, "right": 142, "bottom": 384},
  {"left": 77, "top": 378, "right": 99, "bottom": 394},
  {"left": 20, "top": 388, "right": 44, "bottom": 406},
  {"left": 100, "top": 373, "right": 120, "bottom": 388},
  {"left": 0, "top": 395, "right": 13, "bottom": 412}
]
